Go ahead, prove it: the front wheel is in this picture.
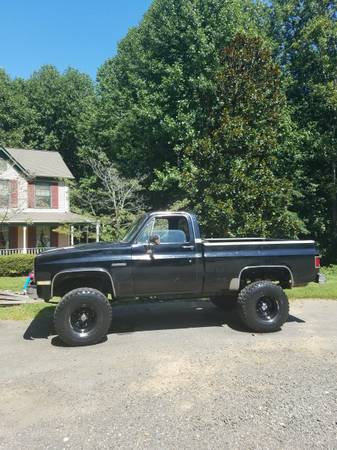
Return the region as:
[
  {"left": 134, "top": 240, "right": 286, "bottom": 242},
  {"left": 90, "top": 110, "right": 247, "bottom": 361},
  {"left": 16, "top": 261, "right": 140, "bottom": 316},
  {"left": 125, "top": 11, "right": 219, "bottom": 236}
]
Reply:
[
  {"left": 54, "top": 288, "right": 112, "bottom": 346},
  {"left": 237, "top": 281, "right": 289, "bottom": 332}
]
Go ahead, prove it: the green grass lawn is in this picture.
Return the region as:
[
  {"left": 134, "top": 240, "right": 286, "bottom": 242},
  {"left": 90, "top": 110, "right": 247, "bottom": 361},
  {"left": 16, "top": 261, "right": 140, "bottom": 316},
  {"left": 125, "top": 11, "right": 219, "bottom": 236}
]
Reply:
[
  {"left": 0, "top": 302, "right": 55, "bottom": 320},
  {"left": 0, "top": 276, "right": 55, "bottom": 320},
  {"left": 287, "top": 265, "right": 337, "bottom": 299},
  {"left": 0, "top": 266, "right": 336, "bottom": 320},
  {"left": 0, "top": 276, "right": 26, "bottom": 293}
]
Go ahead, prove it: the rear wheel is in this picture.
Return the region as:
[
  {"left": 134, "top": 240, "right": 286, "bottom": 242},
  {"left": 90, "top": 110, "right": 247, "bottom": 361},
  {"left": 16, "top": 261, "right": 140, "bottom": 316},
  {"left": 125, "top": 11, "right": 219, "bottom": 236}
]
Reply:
[
  {"left": 237, "top": 281, "right": 289, "bottom": 332},
  {"left": 210, "top": 294, "right": 238, "bottom": 310},
  {"left": 54, "top": 288, "right": 112, "bottom": 346}
]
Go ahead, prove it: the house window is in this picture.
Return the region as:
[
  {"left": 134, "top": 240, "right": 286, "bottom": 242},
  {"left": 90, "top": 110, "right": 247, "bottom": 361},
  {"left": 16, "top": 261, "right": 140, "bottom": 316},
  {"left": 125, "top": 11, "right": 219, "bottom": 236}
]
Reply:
[
  {"left": 35, "top": 183, "right": 51, "bottom": 208},
  {"left": 0, "top": 180, "right": 10, "bottom": 208},
  {"left": 36, "top": 225, "right": 51, "bottom": 248}
]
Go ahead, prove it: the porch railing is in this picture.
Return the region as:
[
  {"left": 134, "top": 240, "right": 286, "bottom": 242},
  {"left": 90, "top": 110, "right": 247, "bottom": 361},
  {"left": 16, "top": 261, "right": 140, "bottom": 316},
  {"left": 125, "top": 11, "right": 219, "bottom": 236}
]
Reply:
[{"left": 0, "top": 247, "right": 50, "bottom": 256}]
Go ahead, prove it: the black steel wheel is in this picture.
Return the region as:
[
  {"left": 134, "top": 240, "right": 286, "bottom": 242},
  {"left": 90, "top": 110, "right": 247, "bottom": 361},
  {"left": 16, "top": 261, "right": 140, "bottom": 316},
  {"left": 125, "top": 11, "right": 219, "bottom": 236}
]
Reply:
[
  {"left": 54, "top": 288, "right": 112, "bottom": 346},
  {"left": 255, "top": 296, "right": 279, "bottom": 321},
  {"left": 70, "top": 307, "right": 98, "bottom": 334},
  {"left": 238, "top": 281, "right": 289, "bottom": 332}
]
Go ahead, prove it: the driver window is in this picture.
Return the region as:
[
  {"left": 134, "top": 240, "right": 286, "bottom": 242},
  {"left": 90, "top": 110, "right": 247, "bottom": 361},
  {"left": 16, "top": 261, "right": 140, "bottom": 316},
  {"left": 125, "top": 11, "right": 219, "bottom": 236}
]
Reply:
[
  {"left": 137, "top": 216, "right": 191, "bottom": 245},
  {"left": 153, "top": 218, "right": 169, "bottom": 235},
  {"left": 153, "top": 216, "right": 190, "bottom": 244},
  {"left": 137, "top": 219, "right": 154, "bottom": 244}
]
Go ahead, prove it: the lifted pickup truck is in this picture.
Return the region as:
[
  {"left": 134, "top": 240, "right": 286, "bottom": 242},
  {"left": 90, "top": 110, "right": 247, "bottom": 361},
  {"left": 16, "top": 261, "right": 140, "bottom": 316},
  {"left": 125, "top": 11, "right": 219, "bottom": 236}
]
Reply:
[{"left": 35, "top": 211, "right": 321, "bottom": 346}]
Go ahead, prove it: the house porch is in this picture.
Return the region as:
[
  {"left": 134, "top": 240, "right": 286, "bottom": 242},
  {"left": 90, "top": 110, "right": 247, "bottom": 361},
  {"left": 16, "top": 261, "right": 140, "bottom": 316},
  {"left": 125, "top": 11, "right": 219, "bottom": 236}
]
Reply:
[{"left": 0, "top": 222, "right": 100, "bottom": 256}]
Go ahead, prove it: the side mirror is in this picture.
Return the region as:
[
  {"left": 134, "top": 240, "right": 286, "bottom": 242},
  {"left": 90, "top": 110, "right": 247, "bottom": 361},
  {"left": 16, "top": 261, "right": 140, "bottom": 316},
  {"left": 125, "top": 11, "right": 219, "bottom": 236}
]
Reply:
[{"left": 149, "top": 234, "right": 160, "bottom": 245}]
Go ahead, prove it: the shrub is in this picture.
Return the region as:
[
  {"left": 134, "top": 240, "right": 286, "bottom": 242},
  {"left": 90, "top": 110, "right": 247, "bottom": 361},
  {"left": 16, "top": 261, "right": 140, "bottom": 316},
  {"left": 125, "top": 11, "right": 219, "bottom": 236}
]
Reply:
[{"left": 0, "top": 254, "right": 35, "bottom": 276}]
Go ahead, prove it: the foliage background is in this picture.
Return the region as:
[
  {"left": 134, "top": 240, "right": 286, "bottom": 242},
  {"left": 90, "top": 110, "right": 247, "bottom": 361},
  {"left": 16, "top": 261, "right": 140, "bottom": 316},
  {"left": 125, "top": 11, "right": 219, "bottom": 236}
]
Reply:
[
  {"left": 0, "top": 0, "right": 336, "bottom": 260},
  {"left": 0, "top": 255, "right": 35, "bottom": 276}
]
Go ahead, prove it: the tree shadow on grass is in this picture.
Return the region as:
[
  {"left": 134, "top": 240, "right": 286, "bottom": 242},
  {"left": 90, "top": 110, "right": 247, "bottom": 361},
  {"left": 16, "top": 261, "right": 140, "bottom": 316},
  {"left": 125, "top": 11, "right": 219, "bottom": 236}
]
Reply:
[{"left": 22, "top": 299, "right": 306, "bottom": 345}]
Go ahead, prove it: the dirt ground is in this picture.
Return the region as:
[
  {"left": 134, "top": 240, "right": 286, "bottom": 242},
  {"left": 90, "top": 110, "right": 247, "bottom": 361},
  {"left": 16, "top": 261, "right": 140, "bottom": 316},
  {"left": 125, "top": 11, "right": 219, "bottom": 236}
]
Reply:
[{"left": 0, "top": 299, "right": 336, "bottom": 449}]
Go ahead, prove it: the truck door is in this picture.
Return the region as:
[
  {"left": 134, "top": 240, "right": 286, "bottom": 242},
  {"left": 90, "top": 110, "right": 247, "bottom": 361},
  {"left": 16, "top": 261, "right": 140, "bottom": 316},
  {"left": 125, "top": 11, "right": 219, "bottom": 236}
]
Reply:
[{"left": 131, "top": 215, "right": 202, "bottom": 296}]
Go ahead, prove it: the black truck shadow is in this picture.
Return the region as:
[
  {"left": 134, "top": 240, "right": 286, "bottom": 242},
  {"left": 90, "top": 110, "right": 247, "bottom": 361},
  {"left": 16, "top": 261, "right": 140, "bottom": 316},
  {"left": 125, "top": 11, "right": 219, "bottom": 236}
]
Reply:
[
  {"left": 23, "top": 305, "right": 56, "bottom": 340},
  {"left": 23, "top": 299, "right": 305, "bottom": 344}
]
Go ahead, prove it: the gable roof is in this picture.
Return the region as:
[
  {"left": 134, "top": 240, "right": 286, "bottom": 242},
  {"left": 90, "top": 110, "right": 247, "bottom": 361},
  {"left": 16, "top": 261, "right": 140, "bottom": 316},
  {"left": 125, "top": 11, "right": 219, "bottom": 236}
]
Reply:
[{"left": 1, "top": 147, "right": 74, "bottom": 179}]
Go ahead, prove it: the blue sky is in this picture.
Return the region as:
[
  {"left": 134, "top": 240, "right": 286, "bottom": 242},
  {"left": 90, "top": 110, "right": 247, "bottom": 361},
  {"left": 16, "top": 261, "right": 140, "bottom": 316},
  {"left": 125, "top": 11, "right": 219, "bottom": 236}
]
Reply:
[{"left": 0, "top": 0, "right": 152, "bottom": 80}]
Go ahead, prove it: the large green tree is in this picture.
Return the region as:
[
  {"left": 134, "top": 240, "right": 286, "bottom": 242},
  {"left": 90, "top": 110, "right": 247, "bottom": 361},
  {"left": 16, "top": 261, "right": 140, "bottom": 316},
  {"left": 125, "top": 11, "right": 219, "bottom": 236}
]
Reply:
[
  {"left": 271, "top": 0, "right": 337, "bottom": 258},
  {"left": 0, "top": 66, "right": 96, "bottom": 177},
  {"left": 23, "top": 65, "right": 96, "bottom": 176},
  {"left": 95, "top": 0, "right": 269, "bottom": 198},
  {"left": 0, "top": 69, "right": 33, "bottom": 147},
  {"left": 163, "top": 33, "right": 305, "bottom": 238}
]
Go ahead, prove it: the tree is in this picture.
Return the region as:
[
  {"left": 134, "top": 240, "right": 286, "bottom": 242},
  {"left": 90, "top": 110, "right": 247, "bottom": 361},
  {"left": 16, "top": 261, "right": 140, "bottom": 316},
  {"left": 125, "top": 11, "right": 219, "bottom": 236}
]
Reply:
[
  {"left": 23, "top": 65, "right": 96, "bottom": 177},
  {"left": 0, "top": 69, "right": 34, "bottom": 147},
  {"left": 166, "top": 33, "right": 305, "bottom": 238},
  {"left": 270, "top": 0, "right": 337, "bottom": 259},
  {"left": 95, "top": 0, "right": 269, "bottom": 202},
  {"left": 0, "top": 66, "right": 96, "bottom": 177},
  {"left": 72, "top": 150, "right": 144, "bottom": 240}
]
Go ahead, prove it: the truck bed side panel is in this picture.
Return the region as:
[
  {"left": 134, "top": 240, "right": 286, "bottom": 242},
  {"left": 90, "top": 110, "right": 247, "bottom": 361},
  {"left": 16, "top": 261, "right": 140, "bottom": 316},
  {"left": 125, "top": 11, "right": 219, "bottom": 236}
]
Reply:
[{"left": 202, "top": 241, "right": 317, "bottom": 294}]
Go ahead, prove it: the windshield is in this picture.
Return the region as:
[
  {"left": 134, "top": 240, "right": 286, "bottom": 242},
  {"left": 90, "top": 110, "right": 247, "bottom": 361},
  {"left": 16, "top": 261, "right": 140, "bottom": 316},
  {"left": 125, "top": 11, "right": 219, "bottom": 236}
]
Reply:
[{"left": 121, "top": 214, "right": 147, "bottom": 243}]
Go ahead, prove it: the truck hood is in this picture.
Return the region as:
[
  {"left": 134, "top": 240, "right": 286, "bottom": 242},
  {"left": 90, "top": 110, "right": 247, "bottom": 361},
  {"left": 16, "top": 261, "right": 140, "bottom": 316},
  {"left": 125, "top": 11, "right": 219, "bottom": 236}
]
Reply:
[{"left": 35, "top": 241, "right": 130, "bottom": 263}]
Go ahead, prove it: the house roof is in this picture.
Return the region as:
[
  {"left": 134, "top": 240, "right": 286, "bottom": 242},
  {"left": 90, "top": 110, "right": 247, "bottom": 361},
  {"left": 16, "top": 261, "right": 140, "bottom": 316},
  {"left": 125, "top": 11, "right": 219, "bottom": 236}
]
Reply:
[
  {"left": 4, "top": 211, "right": 93, "bottom": 224},
  {"left": 2, "top": 147, "right": 74, "bottom": 179}
]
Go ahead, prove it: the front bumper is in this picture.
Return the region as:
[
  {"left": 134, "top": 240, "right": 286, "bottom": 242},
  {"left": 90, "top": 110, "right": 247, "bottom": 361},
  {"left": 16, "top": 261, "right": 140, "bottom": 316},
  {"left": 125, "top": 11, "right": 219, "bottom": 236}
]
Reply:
[{"left": 36, "top": 283, "right": 52, "bottom": 301}]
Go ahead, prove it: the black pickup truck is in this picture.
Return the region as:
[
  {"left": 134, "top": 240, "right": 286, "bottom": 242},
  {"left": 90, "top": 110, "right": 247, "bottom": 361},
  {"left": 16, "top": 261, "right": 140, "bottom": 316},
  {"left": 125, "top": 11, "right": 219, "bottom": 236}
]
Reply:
[{"left": 35, "top": 211, "right": 321, "bottom": 346}]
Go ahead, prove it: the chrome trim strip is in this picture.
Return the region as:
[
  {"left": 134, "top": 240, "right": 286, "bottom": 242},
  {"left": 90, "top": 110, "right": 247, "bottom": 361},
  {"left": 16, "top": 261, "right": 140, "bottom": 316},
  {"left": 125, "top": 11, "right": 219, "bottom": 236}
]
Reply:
[
  {"left": 110, "top": 263, "right": 127, "bottom": 267},
  {"left": 51, "top": 268, "right": 116, "bottom": 298},
  {"left": 131, "top": 254, "right": 203, "bottom": 261},
  {"left": 37, "top": 280, "right": 51, "bottom": 286},
  {"left": 204, "top": 240, "right": 314, "bottom": 247},
  {"left": 229, "top": 265, "right": 294, "bottom": 291}
]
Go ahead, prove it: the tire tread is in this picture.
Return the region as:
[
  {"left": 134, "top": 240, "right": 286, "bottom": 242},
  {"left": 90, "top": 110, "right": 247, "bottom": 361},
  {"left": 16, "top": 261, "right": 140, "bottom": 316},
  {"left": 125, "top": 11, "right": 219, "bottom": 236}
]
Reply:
[
  {"left": 237, "top": 281, "right": 289, "bottom": 332},
  {"left": 54, "top": 287, "right": 112, "bottom": 346}
]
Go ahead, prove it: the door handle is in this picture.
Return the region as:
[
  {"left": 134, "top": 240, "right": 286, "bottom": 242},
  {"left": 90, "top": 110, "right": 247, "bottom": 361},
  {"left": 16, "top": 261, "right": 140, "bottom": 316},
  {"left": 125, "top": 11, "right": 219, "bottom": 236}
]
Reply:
[{"left": 182, "top": 245, "right": 194, "bottom": 250}]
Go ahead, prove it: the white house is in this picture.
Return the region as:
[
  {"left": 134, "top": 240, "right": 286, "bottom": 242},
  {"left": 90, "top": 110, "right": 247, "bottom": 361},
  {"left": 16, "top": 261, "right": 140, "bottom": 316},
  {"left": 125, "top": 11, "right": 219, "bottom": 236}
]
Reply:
[{"left": 0, "top": 146, "right": 97, "bottom": 255}]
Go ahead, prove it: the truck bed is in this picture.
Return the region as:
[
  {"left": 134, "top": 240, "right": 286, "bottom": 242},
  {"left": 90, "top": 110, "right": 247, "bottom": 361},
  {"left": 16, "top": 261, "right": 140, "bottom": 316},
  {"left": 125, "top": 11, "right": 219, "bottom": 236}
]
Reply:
[{"left": 201, "top": 238, "right": 317, "bottom": 292}]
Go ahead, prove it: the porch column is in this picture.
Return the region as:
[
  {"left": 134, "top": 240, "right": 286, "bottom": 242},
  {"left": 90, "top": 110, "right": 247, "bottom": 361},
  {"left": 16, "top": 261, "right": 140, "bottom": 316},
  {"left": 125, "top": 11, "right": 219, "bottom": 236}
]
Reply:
[
  {"left": 96, "top": 221, "right": 100, "bottom": 243},
  {"left": 70, "top": 225, "right": 74, "bottom": 246},
  {"left": 22, "top": 226, "right": 27, "bottom": 254}
]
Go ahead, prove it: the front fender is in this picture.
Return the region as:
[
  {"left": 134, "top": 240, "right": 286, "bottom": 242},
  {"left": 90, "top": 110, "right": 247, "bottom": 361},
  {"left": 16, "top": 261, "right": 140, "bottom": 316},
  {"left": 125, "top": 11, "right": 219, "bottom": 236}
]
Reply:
[{"left": 49, "top": 268, "right": 116, "bottom": 299}]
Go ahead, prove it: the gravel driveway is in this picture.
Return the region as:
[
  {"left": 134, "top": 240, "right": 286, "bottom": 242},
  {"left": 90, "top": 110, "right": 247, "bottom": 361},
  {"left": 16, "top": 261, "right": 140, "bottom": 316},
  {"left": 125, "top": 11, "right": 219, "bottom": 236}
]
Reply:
[{"left": 0, "top": 299, "right": 336, "bottom": 450}]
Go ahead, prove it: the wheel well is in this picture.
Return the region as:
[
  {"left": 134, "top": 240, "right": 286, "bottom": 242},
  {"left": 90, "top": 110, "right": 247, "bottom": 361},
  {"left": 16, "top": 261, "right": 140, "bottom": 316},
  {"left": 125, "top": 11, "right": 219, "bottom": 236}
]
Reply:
[
  {"left": 240, "top": 266, "right": 292, "bottom": 289},
  {"left": 53, "top": 272, "right": 114, "bottom": 298}
]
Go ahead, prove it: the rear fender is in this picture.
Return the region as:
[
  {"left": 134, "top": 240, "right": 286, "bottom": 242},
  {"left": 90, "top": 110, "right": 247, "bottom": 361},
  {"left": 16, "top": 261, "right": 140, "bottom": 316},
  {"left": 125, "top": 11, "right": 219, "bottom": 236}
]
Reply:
[{"left": 229, "top": 265, "right": 294, "bottom": 291}]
